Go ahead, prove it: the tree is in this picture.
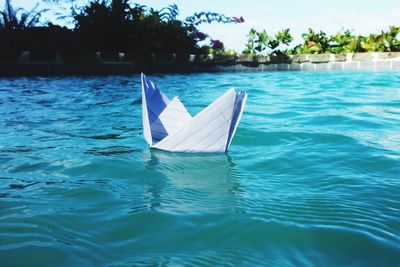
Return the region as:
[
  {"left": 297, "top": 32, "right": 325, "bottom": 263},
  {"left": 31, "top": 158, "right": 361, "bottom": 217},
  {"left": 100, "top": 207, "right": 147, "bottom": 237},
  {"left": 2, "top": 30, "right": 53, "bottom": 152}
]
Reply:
[
  {"left": 0, "top": 0, "right": 47, "bottom": 30},
  {"left": 72, "top": 0, "right": 242, "bottom": 53}
]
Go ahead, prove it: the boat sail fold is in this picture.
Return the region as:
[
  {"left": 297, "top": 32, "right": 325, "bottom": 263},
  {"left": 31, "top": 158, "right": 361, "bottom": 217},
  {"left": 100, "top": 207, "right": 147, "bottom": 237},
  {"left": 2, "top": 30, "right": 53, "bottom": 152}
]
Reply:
[{"left": 141, "top": 73, "right": 247, "bottom": 153}]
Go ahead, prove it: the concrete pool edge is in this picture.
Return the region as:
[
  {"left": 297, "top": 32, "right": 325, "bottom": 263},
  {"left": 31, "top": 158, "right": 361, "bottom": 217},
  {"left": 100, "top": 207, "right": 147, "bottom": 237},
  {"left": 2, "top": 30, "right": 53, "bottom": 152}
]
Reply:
[{"left": 1, "top": 52, "right": 400, "bottom": 75}]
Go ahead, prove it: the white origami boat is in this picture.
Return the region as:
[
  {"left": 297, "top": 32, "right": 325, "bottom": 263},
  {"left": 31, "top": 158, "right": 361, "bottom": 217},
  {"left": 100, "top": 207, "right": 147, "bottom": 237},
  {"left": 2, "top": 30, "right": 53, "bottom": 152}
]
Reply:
[{"left": 141, "top": 73, "right": 247, "bottom": 153}]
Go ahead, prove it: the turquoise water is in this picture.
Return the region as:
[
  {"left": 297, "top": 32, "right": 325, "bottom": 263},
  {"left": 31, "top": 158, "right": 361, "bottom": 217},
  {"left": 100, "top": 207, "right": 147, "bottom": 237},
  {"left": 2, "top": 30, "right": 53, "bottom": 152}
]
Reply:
[{"left": 0, "top": 72, "right": 399, "bottom": 266}]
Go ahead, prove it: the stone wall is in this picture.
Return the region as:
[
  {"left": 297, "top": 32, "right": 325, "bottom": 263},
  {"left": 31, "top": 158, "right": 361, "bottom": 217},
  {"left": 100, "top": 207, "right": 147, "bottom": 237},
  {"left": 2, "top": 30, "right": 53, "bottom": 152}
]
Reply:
[{"left": 1, "top": 51, "right": 400, "bottom": 75}]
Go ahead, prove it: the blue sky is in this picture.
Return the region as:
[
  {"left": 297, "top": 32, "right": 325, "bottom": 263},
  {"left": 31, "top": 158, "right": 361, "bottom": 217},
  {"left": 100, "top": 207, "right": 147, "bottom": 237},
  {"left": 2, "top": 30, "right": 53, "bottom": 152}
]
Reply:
[{"left": 9, "top": 0, "right": 400, "bottom": 51}]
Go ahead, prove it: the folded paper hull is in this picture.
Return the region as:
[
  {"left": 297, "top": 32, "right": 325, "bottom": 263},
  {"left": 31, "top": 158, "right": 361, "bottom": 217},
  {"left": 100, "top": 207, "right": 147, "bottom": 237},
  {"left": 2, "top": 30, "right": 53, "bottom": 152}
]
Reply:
[{"left": 141, "top": 73, "right": 247, "bottom": 153}]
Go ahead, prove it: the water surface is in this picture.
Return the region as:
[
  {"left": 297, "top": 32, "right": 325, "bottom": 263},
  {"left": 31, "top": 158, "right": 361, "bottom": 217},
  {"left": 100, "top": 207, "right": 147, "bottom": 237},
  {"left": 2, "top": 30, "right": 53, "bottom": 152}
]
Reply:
[{"left": 1, "top": 72, "right": 399, "bottom": 266}]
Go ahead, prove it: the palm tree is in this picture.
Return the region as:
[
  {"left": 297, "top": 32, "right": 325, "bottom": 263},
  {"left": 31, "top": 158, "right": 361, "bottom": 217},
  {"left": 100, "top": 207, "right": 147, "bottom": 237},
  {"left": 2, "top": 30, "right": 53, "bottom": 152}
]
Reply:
[{"left": 0, "top": 0, "right": 46, "bottom": 30}]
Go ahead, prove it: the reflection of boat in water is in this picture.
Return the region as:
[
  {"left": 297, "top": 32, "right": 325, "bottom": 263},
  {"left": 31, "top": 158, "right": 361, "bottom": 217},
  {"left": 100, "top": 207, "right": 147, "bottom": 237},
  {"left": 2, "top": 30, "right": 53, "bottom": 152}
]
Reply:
[
  {"left": 141, "top": 150, "right": 243, "bottom": 214},
  {"left": 141, "top": 73, "right": 247, "bottom": 153}
]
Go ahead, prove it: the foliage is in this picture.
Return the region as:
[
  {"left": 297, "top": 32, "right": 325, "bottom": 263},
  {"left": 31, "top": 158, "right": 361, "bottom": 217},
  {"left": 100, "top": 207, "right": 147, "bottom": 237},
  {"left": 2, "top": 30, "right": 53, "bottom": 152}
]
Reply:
[
  {"left": 242, "top": 28, "right": 293, "bottom": 56},
  {"left": 1, "top": 0, "right": 242, "bottom": 57},
  {"left": 294, "top": 26, "right": 400, "bottom": 54},
  {"left": 0, "top": 0, "right": 47, "bottom": 30},
  {"left": 329, "top": 30, "right": 361, "bottom": 54},
  {"left": 242, "top": 28, "right": 257, "bottom": 55},
  {"left": 185, "top": 12, "right": 243, "bottom": 26},
  {"left": 242, "top": 26, "right": 400, "bottom": 56},
  {"left": 273, "top": 29, "right": 293, "bottom": 55},
  {"left": 72, "top": 0, "right": 241, "bottom": 53},
  {"left": 385, "top": 26, "right": 400, "bottom": 51},
  {"left": 207, "top": 39, "right": 224, "bottom": 54},
  {"left": 361, "top": 26, "right": 400, "bottom": 52},
  {"left": 293, "top": 28, "right": 330, "bottom": 54},
  {"left": 3, "top": 0, "right": 400, "bottom": 58},
  {"left": 72, "top": 0, "right": 194, "bottom": 52}
]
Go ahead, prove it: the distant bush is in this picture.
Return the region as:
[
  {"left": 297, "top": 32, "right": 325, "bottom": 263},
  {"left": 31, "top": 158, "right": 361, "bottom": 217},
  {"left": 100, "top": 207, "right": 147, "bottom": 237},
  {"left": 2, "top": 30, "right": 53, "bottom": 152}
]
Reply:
[
  {"left": 243, "top": 28, "right": 293, "bottom": 56},
  {"left": 244, "top": 26, "right": 400, "bottom": 56}
]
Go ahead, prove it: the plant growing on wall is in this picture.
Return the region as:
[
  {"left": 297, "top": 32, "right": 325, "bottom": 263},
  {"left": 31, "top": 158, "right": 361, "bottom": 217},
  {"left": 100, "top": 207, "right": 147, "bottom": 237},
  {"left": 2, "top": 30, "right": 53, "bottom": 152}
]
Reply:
[
  {"left": 255, "top": 30, "right": 269, "bottom": 54},
  {"left": 361, "top": 33, "right": 385, "bottom": 52},
  {"left": 272, "top": 28, "right": 293, "bottom": 55},
  {"left": 385, "top": 26, "right": 400, "bottom": 51},
  {"left": 294, "top": 28, "right": 329, "bottom": 54},
  {"left": 361, "top": 26, "right": 400, "bottom": 52},
  {"left": 244, "top": 26, "right": 400, "bottom": 56},
  {"left": 242, "top": 28, "right": 293, "bottom": 56},
  {"left": 329, "top": 30, "right": 362, "bottom": 54},
  {"left": 242, "top": 28, "right": 257, "bottom": 55}
]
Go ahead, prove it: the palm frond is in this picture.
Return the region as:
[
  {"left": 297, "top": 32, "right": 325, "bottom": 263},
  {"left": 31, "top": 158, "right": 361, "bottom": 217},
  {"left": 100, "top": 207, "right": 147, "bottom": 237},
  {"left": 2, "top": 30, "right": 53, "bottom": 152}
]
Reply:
[{"left": 0, "top": 0, "right": 47, "bottom": 29}]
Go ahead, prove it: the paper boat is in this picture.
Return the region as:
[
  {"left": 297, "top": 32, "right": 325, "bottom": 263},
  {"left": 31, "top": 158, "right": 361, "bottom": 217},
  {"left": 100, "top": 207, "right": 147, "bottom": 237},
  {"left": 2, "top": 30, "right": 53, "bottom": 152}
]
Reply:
[{"left": 141, "top": 73, "right": 247, "bottom": 153}]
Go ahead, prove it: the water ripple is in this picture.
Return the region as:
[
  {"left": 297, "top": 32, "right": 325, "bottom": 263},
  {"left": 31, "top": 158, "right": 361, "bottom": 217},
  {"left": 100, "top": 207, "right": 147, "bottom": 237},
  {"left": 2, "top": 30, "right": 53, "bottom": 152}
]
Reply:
[{"left": 0, "top": 72, "right": 399, "bottom": 266}]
